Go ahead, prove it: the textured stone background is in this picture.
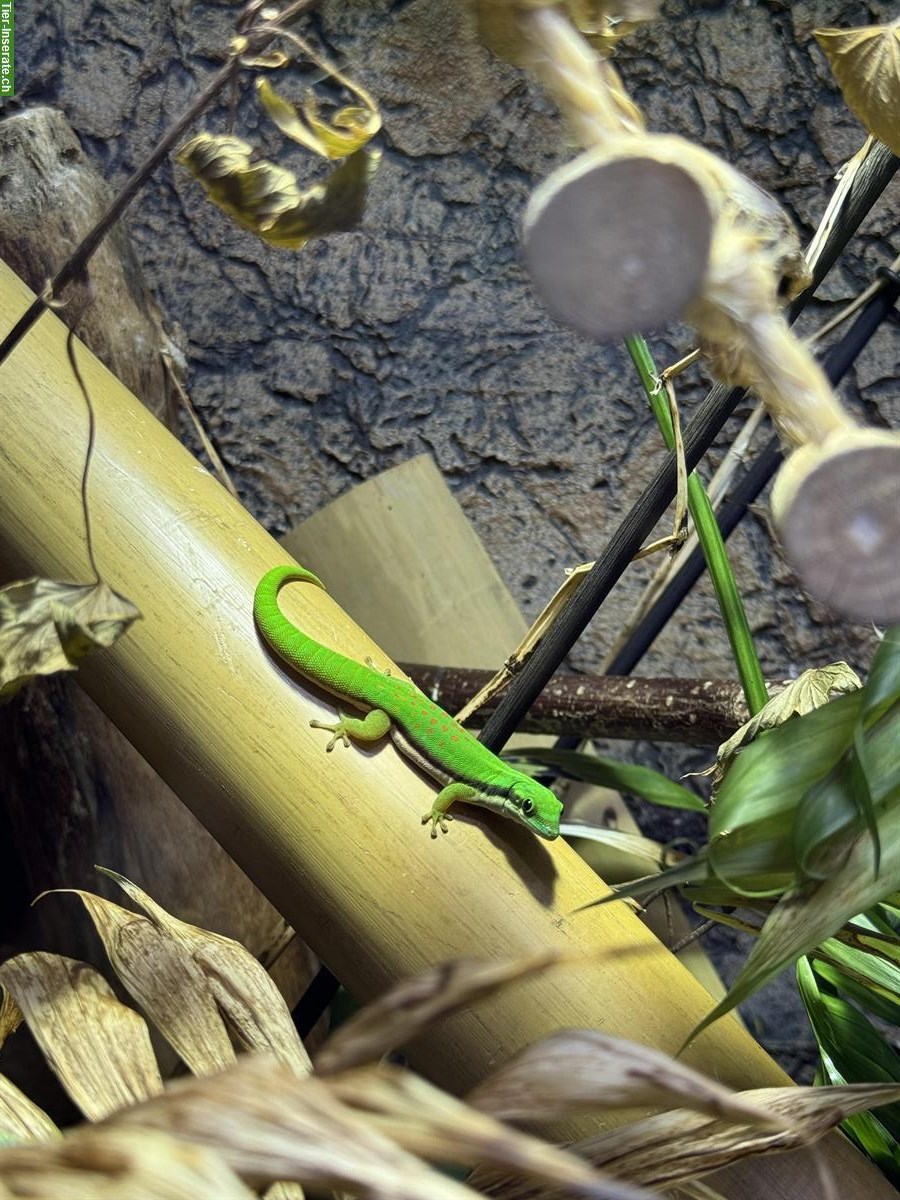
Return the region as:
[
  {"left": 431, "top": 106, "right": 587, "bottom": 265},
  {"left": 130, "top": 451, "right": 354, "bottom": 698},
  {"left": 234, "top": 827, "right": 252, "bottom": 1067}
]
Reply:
[{"left": 8, "top": 0, "right": 899, "bottom": 1080}]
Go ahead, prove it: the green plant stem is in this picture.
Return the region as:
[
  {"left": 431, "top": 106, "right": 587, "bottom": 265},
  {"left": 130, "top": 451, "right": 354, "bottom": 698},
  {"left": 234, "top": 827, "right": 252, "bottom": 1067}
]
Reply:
[{"left": 625, "top": 334, "right": 769, "bottom": 716}]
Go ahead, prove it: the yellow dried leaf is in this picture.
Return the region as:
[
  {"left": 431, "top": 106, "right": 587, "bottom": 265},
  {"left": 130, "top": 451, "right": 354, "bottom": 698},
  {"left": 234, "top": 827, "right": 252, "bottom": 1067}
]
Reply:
[
  {"left": 51, "top": 889, "right": 237, "bottom": 1077},
  {"left": 257, "top": 78, "right": 381, "bottom": 159},
  {"left": 0, "top": 1126, "right": 256, "bottom": 1199},
  {"left": 96, "top": 869, "right": 312, "bottom": 1078},
  {"left": 113, "top": 1056, "right": 481, "bottom": 1199},
  {"left": 0, "top": 992, "right": 21, "bottom": 1051},
  {"left": 175, "top": 134, "right": 380, "bottom": 249},
  {"left": 467, "top": 1029, "right": 782, "bottom": 1127},
  {"left": 314, "top": 952, "right": 562, "bottom": 1076},
  {"left": 711, "top": 662, "right": 862, "bottom": 775},
  {"left": 328, "top": 1064, "right": 660, "bottom": 1200},
  {"left": 472, "top": 1081, "right": 900, "bottom": 1196},
  {"left": 0, "top": 1075, "right": 59, "bottom": 1145},
  {"left": 0, "top": 578, "right": 141, "bottom": 701},
  {"left": 0, "top": 954, "right": 163, "bottom": 1121},
  {"left": 815, "top": 21, "right": 900, "bottom": 156}
]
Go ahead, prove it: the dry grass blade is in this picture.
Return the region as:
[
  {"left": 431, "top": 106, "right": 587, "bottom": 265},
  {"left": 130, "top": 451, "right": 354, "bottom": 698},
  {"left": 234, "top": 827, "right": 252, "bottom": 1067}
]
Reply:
[
  {"left": 0, "top": 1075, "right": 59, "bottom": 1144},
  {"left": 0, "top": 578, "right": 140, "bottom": 701},
  {"left": 327, "top": 1063, "right": 660, "bottom": 1200},
  {"left": 97, "top": 869, "right": 311, "bottom": 1076},
  {"left": 49, "top": 888, "right": 237, "bottom": 1076},
  {"left": 473, "top": 1082, "right": 900, "bottom": 1197},
  {"left": 467, "top": 1029, "right": 784, "bottom": 1127},
  {"left": 0, "top": 1126, "right": 256, "bottom": 1199},
  {"left": 314, "top": 952, "right": 562, "bottom": 1075},
  {"left": 112, "top": 1054, "right": 481, "bottom": 1199},
  {"left": 0, "top": 954, "right": 163, "bottom": 1121},
  {"left": 0, "top": 993, "right": 21, "bottom": 1049}
]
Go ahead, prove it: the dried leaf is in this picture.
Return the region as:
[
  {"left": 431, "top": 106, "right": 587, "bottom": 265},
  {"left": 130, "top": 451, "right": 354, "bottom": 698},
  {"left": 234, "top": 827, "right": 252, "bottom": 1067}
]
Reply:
[
  {"left": 0, "top": 1075, "right": 59, "bottom": 1145},
  {"left": 328, "top": 1063, "right": 660, "bottom": 1200},
  {"left": 815, "top": 22, "right": 900, "bottom": 156},
  {"left": 473, "top": 1082, "right": 900, "bottom": 1197},
  {"left": 0, "top": 954, "right": 163, "bottom": 1121},
  {"left": 175, "top": 134, "right": 380, "bottom": 249},
  {"left": 0, "top": 1126, "right": 256, "bottom": 1199},
  {"left": 0, "top": 578, "right": 141, "bottom": 701},
  {"left": 467, "top": 1029, "right": 782, "bottom": 1127},
  {"left": 314, "top": 953, "right": 562, "bottom": 1075},
  {"left": 95, "top": 869, "right": 312, "bottom": 1077},
  {"left": 257, "top": 79, "right": 380, "bottom": 159},
  {"left": 50, "top": 888, "right": 237, "bottom": 1077},
  {"left": 113, "top": 1056, "right": 480, "bottom": 1199},
  {"left": 711, "top": 662, "right": 861, "bottom": 776},
  {"left": 0, "top": 992, "right": 21, "bottom": 1050}
]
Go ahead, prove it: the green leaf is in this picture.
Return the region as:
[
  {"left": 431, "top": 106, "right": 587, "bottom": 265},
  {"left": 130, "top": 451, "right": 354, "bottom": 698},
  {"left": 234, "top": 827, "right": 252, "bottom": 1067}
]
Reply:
[
  {"left": 812, "top": 939, "right": 900, "bottom": 1026},
  {"left": 795, "top": 706, "right": 900, "bottom": 879},
  {"left": 801, "top": 958, "right": 900, "bottom": 1184},
  {"left": 509, "top": 747, "right": 706, "bottom": 812},
  {"left": 708, "top": 690, "right": 863, "bottom": 896},
  {"left": 685, "top": 793, "right": 900, "bottom": 1046},
  {"left": 861, "top": 627, "right": 900, "bottom": 728}
]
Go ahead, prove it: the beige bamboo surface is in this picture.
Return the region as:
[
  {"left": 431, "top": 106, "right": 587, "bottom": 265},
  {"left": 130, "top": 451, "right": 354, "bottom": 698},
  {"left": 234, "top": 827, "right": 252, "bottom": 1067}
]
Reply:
[{"left": 0, "top": 260, "right": 892, "bottom": 1199}]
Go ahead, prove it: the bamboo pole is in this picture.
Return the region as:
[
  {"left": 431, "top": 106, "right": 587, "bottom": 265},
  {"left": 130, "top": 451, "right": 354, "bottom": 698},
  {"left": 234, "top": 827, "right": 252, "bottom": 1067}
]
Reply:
[{"left": 0, "top": 260, "right": 890, "bottom": 1198}]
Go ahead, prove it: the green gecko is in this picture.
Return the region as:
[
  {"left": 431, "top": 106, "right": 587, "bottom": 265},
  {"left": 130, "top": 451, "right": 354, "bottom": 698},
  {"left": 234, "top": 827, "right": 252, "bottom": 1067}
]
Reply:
[{"left": 253, "top": 565, "right": 562, "bottom": 839}]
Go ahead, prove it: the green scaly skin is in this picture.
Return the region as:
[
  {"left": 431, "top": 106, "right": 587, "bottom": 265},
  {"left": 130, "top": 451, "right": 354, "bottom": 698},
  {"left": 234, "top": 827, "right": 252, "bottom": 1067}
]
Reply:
[{"left": 253, "top": 565, "right": 562, "bottom": 839}]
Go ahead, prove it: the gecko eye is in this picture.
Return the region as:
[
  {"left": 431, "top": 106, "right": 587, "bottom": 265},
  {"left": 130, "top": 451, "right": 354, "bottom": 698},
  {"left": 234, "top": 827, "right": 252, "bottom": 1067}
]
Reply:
[{"left": 522, "top": 799, "right": 534, "bottom": 815}]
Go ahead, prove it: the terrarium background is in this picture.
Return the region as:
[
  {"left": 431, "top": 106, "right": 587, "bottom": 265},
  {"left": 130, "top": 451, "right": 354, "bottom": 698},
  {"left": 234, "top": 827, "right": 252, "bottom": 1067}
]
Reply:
[{"left": 10, "top": 0, "right": 900, "bottom": 1078}]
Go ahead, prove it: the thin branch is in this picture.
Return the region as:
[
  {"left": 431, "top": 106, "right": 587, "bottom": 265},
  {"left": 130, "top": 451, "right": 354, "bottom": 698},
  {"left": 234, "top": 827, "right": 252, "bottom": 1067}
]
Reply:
[{"left": 0, "top": 0, "right": 316, "bottom": 367}]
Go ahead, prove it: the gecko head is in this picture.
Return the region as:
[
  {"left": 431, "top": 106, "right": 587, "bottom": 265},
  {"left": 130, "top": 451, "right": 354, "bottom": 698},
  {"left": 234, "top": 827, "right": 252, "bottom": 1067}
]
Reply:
[{"left": 505, "top": 778, "right": 562, "bottom": 840}]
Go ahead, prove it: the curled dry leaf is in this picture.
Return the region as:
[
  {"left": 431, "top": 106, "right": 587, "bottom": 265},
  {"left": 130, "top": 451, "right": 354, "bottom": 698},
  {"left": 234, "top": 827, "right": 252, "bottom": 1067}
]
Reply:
[
  {"left": 257, "top": 78, "right": 380, "bottom": 159},
  {"left": 467, "top": 1029, "right": 783, "bottom": 1128},
  {"left": 327, "top": 1063, "right": 659, "bottom": 1200},
  {"left": 51, "top": 888, "right": 237, "bottom": 1078},
  {"left": 472, "top": 1082, "right": 900, "bottom": 1198},
  {"left": 0, "top": 1126, "right": 256, "bottom": 1200},
  {"left": 0, "top": 578, "right": 141, "bottom": 702},
  {"left": 175, "top": 134, "right": 380, "bottom": 250},
  {"left": 0, "top": 1074, "right": 59, "bottom": 1145},
  {"left": 0, "top": 992, "right": 21, "bottom": 1050},
  {"left": 0, "top": 954, "right": 163, "bottom": 1122},
  {"left": 94, "top": 869, "right": 312, "bottom": 1077},
  {"left": 815, "top": 21, "right": 900, "bottom": 156},
  {"left": 314, "top": 952, "right": 563, "bottom": 1075},
  {"left": 709, "top": 662, "right": 862, "bottom": 779},
  {"left": 112, "top": 1055, "right": 480, "bottom": 1200}
]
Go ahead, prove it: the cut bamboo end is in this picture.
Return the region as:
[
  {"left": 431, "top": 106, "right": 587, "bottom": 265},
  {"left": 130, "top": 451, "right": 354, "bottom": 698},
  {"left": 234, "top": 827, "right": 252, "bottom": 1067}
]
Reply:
[
  {"left": 772, "top": 429, "right": 900, "bottom": 624},
  {"left": 522, "top": 147, "right": 713, "bottom": 340}
]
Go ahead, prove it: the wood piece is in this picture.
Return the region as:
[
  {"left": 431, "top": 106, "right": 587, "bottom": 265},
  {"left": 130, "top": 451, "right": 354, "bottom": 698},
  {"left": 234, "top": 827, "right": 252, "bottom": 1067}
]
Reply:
[
  {"left": 0, "top": 261, "right": 892, "bottom": 1199},
  {"left": 0, "top": 108, "right": 178, "bottom": 430},
  {"left": 401, "top": 664, "right": 752, "bottom": 744},
  {"left": 772, "top": 429, "right": 900, "bottom": 624},
  {"left": 282, "top": 454, "right": 529, "bottom": 667},
  {"left": 522, "top": 149, "right": 713, "bottom": 340}
]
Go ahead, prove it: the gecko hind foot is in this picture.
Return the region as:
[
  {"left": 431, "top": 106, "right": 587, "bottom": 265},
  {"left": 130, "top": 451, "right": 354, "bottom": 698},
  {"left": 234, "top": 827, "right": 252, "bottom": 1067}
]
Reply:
[
  {"left": 309, "top": 719, "right": 351, "bottom": 751},
  {"left": 421, "top": 810, "right": 453, "bottom": 838}
]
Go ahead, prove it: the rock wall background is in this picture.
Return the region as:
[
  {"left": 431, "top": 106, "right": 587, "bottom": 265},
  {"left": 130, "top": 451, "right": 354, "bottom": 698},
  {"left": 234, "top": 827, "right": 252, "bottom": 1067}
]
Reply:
[{"left": 7, "top": 0, "right": 899, "bottom": 1080}]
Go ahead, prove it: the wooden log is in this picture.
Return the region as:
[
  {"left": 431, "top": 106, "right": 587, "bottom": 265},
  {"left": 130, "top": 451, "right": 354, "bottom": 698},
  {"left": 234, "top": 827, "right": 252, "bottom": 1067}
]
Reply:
[{"left": 0, "top": 260, "right": 891, "bottom": 1198}]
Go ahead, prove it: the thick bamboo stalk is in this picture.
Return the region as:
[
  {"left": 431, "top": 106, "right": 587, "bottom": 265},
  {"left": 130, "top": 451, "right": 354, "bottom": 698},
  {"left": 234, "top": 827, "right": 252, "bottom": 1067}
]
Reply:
[{"left": 0, "top": 260, "right": 890, "bottom": 1199}]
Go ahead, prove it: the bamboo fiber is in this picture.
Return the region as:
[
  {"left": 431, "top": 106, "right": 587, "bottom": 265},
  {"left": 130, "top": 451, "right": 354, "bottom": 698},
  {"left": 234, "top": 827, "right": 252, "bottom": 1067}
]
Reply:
[{"left": 0, "top": 260, "right": 891, "bottom": 1199}]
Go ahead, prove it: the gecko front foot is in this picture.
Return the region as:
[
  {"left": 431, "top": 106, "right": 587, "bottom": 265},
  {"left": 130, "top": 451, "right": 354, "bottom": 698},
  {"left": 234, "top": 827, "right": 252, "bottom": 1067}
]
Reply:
[
  {"left": 309, "top": 718, "right": 351, "bottom": 751},
  {"left": 421, "top": 809, "right": 454, "bottom": 838}
]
